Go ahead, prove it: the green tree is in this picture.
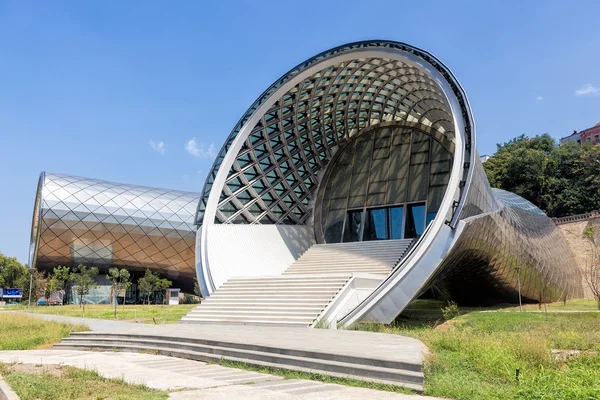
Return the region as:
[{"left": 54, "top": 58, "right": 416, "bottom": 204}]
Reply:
[
  {"left": 484, "top": 135, "right": 600, "bottom": 217},
  {"left": 193, "top": 278, "right": 202, "bottom": 297},
  {"left": 107, "top": 267, "right": 131, "bottom": 318},
  {"left": 44, "top": 276, "right": 59, "bottom": 304},
  {"left": 155, "top": 278, "right": 172, "bottom": 305},
  {"left": 137, "top": 269, "right": 157, "bottom": 305},
  {"left": 137, "top": 269, "right": 172, "bottom": 305},
  {"left": 0, "top": 252, "right": 29, "bottom": 289},
  {"left": 70, "top": 264, "right": 99, "bottom": 316}
]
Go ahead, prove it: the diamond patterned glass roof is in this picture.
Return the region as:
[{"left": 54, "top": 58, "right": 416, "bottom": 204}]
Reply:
[
  {"left": 30, "top": 172, "right": 199, "bottom": 288},
  {"left": 196, "top": 40, "right": 473, "bottom": 228}
]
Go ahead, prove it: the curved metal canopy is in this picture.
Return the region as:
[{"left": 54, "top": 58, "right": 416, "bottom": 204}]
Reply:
[{"left": 195, "top": 40, "right": 474, "bottom": 228}]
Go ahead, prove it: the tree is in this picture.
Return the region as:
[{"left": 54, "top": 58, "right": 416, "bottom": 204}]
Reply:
[
  {"left": 155, "top": 278, "right": 173, "bottom": 305},
  {"left": 484, "top": 135, "right": 600, "bottom": 218},
  {"left": 22, "top": 269, "right": 45, "bottom": 306},
  {"left": 0, "top": 252, "right": 29, "bottom": 289},
  {"left": 43, "top": 266, "right": 71, "bottom": 305},
  {"left": 44, "top": 276, "right": 59, "bottom": 304},
  {"left": 138, "top": 269, "right": 157, "bottom": 305},
  {"left": 137, "top": 269, "right": 172, "bottom": 305},
  {"left": 70, "top": 264, "right": 99, "bottom": 316},
  {"left": 193, "top": 278, "right": 202, "bottom": 298},
  {"left": 107, "top": 268, "right": 131, "bottom": 318},
  {"left": 583, "top": 226, "right": 600, "bottom": 310}
]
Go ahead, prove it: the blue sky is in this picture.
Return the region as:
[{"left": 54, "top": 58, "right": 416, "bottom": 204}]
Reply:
[{"left": 1, "top": 0, "right": 599, "bottom": 263}]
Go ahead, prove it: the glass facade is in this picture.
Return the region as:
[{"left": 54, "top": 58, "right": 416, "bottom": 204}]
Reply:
[
  {"left": 30, "top": 172, "right": 199, "bottom": 291},
  {"left": 318, "top": 124, "right": 451, "bottom": 243}
]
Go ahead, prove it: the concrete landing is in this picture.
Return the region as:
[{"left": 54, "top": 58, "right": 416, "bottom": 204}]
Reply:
[
  {"left": 0, "top": 350, "right": 440, "bottom": 399},
  {"left": 24, "top": 312, "right": 426, "bottom": 368}
]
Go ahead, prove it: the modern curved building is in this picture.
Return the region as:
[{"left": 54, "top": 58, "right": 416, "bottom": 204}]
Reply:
[
  {"left": 30, "top": 172, "right": 199, "bottom": 292},
  {"left": 185, "top": 40, "right": 583, "bottom": 327}
]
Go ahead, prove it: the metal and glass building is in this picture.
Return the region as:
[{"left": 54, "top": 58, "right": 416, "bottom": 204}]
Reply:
[
  {"left": 30, "top": 172, "right": 199, "bottom": 292},
  {"left": 190, "top": 40, "right": 583, "bottom": 327}
]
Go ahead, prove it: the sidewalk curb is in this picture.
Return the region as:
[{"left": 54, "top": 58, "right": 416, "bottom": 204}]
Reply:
[{"left": 0, "top": 373, "right": 19, "bottom": 400}]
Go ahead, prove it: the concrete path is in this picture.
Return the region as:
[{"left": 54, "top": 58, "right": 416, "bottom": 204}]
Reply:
[
  {"left": 16, "top": 312, "right": 427, "bottom": 367},
  {"left": 0, "top": 350, "right": 439, "bottom": 399}
]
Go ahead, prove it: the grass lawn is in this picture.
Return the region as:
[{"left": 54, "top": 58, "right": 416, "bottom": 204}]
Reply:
[
  {"left": 0, "top": 312, "right": 88, "bottom": 350},
  {"left": 0, "top": 363, "right": 168, "bottom": 400},
  {"left": 358, "top": 299, "right": 600, "bottom": 400},
  {"left": 9, "top": 304, "right": 196, "bottom": 324}
]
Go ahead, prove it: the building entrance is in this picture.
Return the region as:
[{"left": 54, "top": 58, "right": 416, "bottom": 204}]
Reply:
[{"left": 315, "top": 123, "right": 453, "bottom": 244}]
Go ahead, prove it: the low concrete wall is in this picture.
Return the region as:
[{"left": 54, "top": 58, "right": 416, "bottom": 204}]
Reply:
[
  {"left": 203, "top": 224, "right": 315, "bottom": 291},
  {"left": 0, "top": 373, "right": 19, "bottom": 400}
]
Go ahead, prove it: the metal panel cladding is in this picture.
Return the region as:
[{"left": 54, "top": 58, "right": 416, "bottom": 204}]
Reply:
[{"left": 30, "top": 172, "right": 199, "bottom": 289}]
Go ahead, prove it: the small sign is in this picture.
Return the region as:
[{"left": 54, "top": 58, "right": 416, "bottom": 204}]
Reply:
[{"left": 2, "top": 288, "right": 23, "bottom": 299}]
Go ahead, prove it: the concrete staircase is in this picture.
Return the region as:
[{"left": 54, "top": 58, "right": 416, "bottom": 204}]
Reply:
[
  {"left": 181, "top": 239, "right": 414, "bottom": 327},
  {"left": 284, "top": 240, "right": 414, "bottom": 275},
  {"left": 54, "top": 331, "right": 424, "bottom": 391},
  {"left": 181, "top": 275, "right": 352, "bottom": 327}
]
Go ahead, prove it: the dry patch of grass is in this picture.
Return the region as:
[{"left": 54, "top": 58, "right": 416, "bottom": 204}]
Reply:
[
  {"left": 0, "top": 312, "right": 88, "bottom": 350},
  {"left": 0, "top": 363, "right": 168, "bottom": 400}
]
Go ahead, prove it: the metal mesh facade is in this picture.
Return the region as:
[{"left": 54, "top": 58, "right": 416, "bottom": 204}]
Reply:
[{"left": 30, "top": 172, "right": 199, "bottom": 290}]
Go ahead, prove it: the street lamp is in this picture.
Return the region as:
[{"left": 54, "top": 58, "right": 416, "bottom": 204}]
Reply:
[
  {"left": 515, "top": 266, "right": 522, "bottom": 312},
  {"left": 28, "top": 268, "right": 33, "bottom": 309}
]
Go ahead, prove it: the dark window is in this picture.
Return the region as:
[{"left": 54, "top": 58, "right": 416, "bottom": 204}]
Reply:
[
  {"left": 405, "top": 203, "right": 426, "bottom": 238},
  {"left": 595, "top": 135, "right": 600, "bottom": 144},
  {"left": 364, "top": 208, "right": 389, "bottom": 241},
  {"left": 343, "top": 210, "right": 363, "bottom": 242},
  {"left": 390, "top": 206, "right": 404, "bottom": 239}
]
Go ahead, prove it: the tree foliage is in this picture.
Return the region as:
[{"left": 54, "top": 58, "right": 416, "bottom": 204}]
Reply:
[
  {"left": 107, "top": 267, "right": 131, "bottom": 318},
  {"left": 0, "top": 252, "right": 29, "bottom": 289},
  {"left": 484, "top": 135, "right": 600, "bottom": 217},
  {"left": 137, "top": 269, "right": 172, "bottom": 305},
  {"left": 70, "top": 264, "right": 99, "bottom": 315}
]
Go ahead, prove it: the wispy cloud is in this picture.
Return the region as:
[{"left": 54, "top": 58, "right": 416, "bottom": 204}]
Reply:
[
  {"left": 536, "top": 96, "right": 544, "bottom": 101},
  {"left": 149, "top": 139, "right": 166, "bottom": 155},
  {"left": 185, "top": 138, "right": 216, "bottom": 159},
  {"left": 575, "top": 84, "right": 600, "bottom": 97}
]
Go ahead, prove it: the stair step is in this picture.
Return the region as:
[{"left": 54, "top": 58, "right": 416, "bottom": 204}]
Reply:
[
  {"left": 187, "top": 310, "right": 319, "bottom": 317},
  {"left": 215, "top": 286, "right": 343, "bottom": 291},
  {"left": 200, "top": 299, "right": 328, "bottom": 305},
  {"left": 192, "top": 305, "right": 324, "bottom": 311},
  {"left": 54, "top": 337, "right": 423, "bottom": 389}
]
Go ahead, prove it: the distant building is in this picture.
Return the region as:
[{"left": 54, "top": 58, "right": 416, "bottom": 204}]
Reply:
[
  {"left": 480, "top": 155, "right": 490, "bottom": 163},
  {"left": 580, "top": 122, "right": 600, "bottom": 145},
  {"left": 560, "top": 122, "right": 600, "bottom": 145},
  {"left": 560, "top": 130, "right": 581, "bottom": 145}
]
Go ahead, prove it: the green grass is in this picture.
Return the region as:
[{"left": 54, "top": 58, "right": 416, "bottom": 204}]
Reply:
[
  {"left": 10, "top": 304, "right": 195, "bottom": 324},
  {"left": 219, "top": 359, "right": 416, "bottom": 394},
  {"left": 0, "top": 312, "right": 88, "bottom": 350},
  {"left": 356, "top": 300, "right": 600, "bottom": 400},
  {"left": 0, "top": 363, "right": 168, "bottom": 400}
]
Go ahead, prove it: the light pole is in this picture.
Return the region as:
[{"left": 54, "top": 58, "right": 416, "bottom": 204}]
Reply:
[
  {"left": 28, "top": 268, "right": 33, "bottom": 309},
  {"left": 515, "top": 266, "right": 522, "bottom": 312}
]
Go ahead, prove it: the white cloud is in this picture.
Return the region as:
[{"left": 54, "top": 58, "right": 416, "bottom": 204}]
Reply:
[
  {"left": 536, "top": 96, "right": 544, "bottom": 101},
  {"left": 575, "top": 84, "right": 600, "bottom": 97},
  {"left": 185, "top": 138, "right": 216, "bottom": 159},
  {"left": 149, "top": 139, "right": 166, "bottom": 155}
]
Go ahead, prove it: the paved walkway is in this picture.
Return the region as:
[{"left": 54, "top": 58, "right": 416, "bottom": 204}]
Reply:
[
  {"left": 0, "top": 350, "right": 439, "bottom": 399},
  {"left": 18, "top": 312, "right": 427, "bottom": 367}
]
